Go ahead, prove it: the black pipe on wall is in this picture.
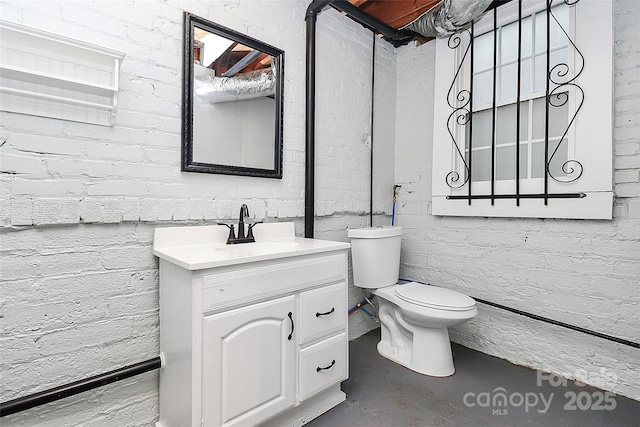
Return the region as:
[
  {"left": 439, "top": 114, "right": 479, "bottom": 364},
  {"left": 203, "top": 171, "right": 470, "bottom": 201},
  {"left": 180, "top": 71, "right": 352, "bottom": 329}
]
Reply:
[
  {"left": 305, "top": 0, "right": 336, "bottom": 238},
  {"left": 369, "top": 34, "right": 376, "bottom": 226},
  {"left": 331, "top": 0, "right": 415, "bottom": 46},
  {"left": 397, "top": 279, "right": 639, "bottom": 349},
  {"left": 473, "top": 297, "right": 640, "bottom": 349},
  {"left": 305, "top": 0, "right": 415, "bottom": 237},
  {"left": 0, "top": 357, "right": 161, "bottom": 418}
]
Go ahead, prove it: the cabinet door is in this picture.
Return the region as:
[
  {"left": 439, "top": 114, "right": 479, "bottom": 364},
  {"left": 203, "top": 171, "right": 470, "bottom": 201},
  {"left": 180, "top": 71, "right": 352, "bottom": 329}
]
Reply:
[{"left": 202, "top": 296, "right": 296, "bottom": 427}]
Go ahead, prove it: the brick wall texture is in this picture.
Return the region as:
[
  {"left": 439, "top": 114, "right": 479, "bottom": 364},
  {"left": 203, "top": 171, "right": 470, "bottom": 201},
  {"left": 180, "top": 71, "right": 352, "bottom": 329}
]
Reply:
[
  {"left": 0, "top": 1, "right": 388, "bottom": 425},
  {"left": 0, "top": 0, "right": 638, "bottom": 425}
]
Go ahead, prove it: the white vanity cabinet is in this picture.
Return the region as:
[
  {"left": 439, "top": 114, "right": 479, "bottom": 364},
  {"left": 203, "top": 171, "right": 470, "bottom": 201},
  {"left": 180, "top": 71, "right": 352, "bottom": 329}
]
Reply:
[{"left": 153, "top": 225, "right": 349, "bottom": 427}]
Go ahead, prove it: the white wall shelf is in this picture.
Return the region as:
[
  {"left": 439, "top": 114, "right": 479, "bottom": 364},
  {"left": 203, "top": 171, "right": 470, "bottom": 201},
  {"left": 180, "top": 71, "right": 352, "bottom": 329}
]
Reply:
[{"left": 0, "top": 20, "right": 125, "bottom": 126}]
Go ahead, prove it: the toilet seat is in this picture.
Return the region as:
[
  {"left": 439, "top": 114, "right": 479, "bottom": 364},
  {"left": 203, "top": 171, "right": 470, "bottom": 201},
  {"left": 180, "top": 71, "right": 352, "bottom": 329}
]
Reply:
[{"left": 395, "top": 282, "right": 476, "bottom": 311}]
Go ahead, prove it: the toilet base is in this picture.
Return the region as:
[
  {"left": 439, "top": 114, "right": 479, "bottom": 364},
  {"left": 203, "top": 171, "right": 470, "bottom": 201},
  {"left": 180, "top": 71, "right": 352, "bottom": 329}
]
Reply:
[
  {"left": 377, "top": 326, "right": 455, "bottom": 377},
  {"left": 377, "top": 300, "right": 456, "bottom": 377}
]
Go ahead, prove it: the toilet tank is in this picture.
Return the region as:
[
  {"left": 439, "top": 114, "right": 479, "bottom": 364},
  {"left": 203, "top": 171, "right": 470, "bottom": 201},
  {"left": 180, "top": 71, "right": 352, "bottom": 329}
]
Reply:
[{"left": 347, "top": 226, "right": 402, "bottom": 288}]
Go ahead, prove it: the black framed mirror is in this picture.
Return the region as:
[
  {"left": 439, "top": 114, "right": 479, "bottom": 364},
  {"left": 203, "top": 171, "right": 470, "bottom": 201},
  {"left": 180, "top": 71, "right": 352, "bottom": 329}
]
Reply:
[{"left": 182, "top": 12, "right": 284, "bottom": 178}]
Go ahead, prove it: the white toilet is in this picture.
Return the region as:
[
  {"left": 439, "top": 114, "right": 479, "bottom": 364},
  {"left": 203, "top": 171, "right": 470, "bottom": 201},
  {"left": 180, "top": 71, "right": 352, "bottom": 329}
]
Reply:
[{"left": 348, "top": 226, "right": 477, "bottom": 377}]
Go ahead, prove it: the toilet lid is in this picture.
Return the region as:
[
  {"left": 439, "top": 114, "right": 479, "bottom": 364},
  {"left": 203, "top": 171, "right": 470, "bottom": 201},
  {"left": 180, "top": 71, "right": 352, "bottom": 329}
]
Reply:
[{"left": 395, "top": 282, "right": 476, "bottom": 311}]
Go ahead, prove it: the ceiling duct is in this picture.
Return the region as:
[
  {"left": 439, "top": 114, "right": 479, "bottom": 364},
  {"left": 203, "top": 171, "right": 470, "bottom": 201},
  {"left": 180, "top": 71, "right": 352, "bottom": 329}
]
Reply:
[
  {"left": 403, "top": 0, "right": 495, "bottom": 38},
  {"left": 194, "top": 63, "right": 276, "bottom": 104}
]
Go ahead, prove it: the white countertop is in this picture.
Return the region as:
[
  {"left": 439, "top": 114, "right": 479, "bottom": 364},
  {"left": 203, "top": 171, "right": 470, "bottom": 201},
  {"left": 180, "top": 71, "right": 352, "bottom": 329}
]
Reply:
[{"left": 153, "top": 223, "right": 350, "bottom": 270}]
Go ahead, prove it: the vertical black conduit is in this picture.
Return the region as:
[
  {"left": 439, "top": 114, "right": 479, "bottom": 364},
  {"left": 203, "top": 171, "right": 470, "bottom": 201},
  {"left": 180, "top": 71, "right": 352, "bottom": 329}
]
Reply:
[
  {"left": 370, "top": 34, "right": 375, "bottom": 226},
  {"left": 544, "top": 0, "right": 551, "bottom": 205},
  {"left": 490, "top": 8, "right": 498, "bottom": 205},
  {"left": 305, "top": 0, "right": 414, "bottom": 237},
  {"left": 516, "top": 0, "right": 522, "bottom": 205},
  {"left": 468, "top": 26, "right": 475, "bottom": 204},
  {"left": 305, "top": 0, "right": 336, "bottom": 238}
]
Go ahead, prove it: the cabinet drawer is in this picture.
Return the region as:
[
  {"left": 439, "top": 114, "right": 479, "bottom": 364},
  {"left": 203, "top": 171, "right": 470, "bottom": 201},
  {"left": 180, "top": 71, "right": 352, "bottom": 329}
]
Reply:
[
  {"left": 202, "top": 253, "right": 346, "bottom": 313},
  {"left": 298, "top": 333, "right": 348, "bottom": 401},
  {"left": 298, "top": 282, "right": 346, "bottom": 345}
]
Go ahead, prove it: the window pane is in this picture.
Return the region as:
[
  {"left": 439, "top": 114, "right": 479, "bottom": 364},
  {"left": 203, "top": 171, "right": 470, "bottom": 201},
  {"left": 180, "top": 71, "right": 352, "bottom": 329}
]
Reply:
[
  {"left": 470, "top": 148, "right": 492, "bottom": 182},
  {"left": 496, "top": 144, "right": 530, "bottom": 181},
  {"left": 496, "top": 102, "right": 529, "bottom": 145},
  {"left": 522, "top": 16, "right": 533, "bottom": 58},
  {"left": 519, "top": 142, "right": 529, "bottom": 178},
  {"left": 531, "top": 142, "right": 546, "bottom": 178},
  {"left": 474, "top": 32, "right": 494, "bottom": 71},
  {"left": 535, "top": 5, "right": 569, "bottom": 53},
  {"left": 497, "top": 104, "right": 516, "bottom": 145},
  {"left": 548, "top": 93, "right": 568, "bottom": 137},
  {"left": 519, "top": 101, "right": 529, "bottom": 142},
  {"left": 473, "top": 70, "right": 493, "bottom": 108},
  {"left": 533, "top": 42, "right": 568, "bottom": 93},
  {"left": 550, "top": 4, "right": 569, "bottom": 49},
  {"left": 549, "top": 138, "right": 568, "bottom": 177},
  {"left": 534, "top": 54, "right": 546, "bottom": 93},
  {"left": 470, "top": 109, "right": 492, "bottom": 148},
  {"left": 496, "top": 145, "right": 516, "bottom": 180},
  {"left": 501, "top": 21, "right": 518, "bottom": 64},
  {"left": 532, "top": 97, "right": 545, "bottom": 140},
  {"left": 521, "top": 57, "right": 532, "bottom": 96},
  {"left": 531, "top": 140, "right": 568, "bottom": 179},
  {"left": 532, "top": 95, "right": 568, "bottom": 140},
  {"left": 549, "top": 47, "right": 568, "bottom": 85},
  {"left": 500, "top": 63, "right": 517, "bottom": 101},
  {"left": 534, "top": 11, "right": 546, "bottom": 54}
]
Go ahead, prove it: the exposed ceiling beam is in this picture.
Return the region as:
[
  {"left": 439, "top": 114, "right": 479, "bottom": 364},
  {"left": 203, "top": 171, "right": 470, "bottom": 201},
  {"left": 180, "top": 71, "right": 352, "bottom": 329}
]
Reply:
[
  {"left": 347, "top": 0, "right": 441, "bottom": 28},
  {"left": 222, "top": 49, "right": 262, "bottom": 77},
  {"left": 332, "top": 0, "right": 416, "bottom": 45}
]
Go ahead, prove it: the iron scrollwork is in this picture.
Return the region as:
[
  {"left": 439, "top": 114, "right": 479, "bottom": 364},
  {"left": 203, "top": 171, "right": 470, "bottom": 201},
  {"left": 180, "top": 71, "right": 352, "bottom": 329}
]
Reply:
[
  {"left": 546, "top": 0, "right": 584, "bottom": 183},
  {"left": 445, "top": 30, "right": 471, "bottom": 189}
]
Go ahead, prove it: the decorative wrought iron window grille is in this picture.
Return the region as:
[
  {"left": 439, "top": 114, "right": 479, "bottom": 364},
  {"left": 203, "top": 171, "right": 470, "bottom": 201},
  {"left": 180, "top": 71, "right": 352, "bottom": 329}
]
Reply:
[{"left": 444, "top": 0, "right": 585, "bottom": 206}]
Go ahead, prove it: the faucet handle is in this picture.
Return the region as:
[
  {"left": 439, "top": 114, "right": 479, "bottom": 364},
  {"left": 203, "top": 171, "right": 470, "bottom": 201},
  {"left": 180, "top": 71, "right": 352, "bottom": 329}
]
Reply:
[
  {"left": 217, "top": 222, "right": 236, "bottom": 243},
  {"left": 247, "top": 222, "right": 263, "bottom": 240}
]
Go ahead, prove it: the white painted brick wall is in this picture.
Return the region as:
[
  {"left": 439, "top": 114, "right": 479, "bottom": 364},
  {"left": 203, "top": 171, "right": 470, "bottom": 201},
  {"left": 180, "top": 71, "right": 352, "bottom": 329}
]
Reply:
[
  {"left": 372, "top": 37, "right": 397, "bottom": 224},
  {"left": 0, "top": 0, "right": 394, "bottom": 425},
  {"left": 394, "top": 0, "right": 640, "bottom": 401},
  {"left": 0, "top": 223, "right": 160, "bottom": 426}
]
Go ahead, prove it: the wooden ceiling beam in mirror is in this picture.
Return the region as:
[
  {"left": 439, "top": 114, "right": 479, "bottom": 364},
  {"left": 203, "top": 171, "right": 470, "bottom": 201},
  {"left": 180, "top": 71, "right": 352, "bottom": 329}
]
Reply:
[
  {"left": 347, "top": 0, "right": 441, "bottom": 28},
  {"left": 212, "top": 42, "right": 239, "bottom": 74},
  {"left": 241, "top": 52, "right": 271, "bottom": 73}
]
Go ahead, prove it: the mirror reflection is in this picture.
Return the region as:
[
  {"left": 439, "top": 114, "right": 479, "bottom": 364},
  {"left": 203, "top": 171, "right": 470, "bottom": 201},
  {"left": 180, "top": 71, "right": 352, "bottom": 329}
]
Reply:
[{"left": 182, "top": 13, "right": 284, "bottom": 178}]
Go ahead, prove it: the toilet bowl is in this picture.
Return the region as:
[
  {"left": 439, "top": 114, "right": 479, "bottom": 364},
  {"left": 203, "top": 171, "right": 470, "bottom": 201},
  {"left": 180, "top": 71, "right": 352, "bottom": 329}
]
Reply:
[{"left": 348, "top": 226, "right": 477, "bottom": 377}]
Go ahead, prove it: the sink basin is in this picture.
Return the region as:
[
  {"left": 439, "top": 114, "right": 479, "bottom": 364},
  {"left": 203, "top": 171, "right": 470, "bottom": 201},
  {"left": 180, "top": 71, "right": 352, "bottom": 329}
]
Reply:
[{"left": 215, "top": 241, "right": 300, "bottom": 256}]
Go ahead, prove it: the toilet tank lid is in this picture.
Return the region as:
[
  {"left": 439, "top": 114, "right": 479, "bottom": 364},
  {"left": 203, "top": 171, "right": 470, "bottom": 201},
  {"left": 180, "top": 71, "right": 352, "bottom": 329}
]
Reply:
[{"left": 348, "top": 226, "right": 402, "bottom": 239}]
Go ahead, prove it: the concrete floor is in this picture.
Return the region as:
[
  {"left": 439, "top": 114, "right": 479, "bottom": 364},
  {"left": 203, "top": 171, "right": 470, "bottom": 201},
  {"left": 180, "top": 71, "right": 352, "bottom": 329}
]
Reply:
[{"left": 307, "top": 329, "right": 640, "bottom": 427}]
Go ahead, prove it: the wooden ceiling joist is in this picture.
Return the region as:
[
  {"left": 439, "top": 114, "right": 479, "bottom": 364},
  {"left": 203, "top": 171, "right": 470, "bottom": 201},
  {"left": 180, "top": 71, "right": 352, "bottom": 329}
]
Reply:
[{"left": 346, "top": 0, "right": 441, "bottom": 28}]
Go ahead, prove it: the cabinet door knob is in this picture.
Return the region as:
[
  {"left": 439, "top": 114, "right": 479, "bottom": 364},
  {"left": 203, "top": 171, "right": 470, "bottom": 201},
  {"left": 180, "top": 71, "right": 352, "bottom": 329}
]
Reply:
[
  {"left": 316, "top": 360, "right": 336, "bottom": 372},
  {"left": 287, "top": 312, "right": 294, "bottom": 340},
  {"left": 315, "top": 307, "right": 335, "bottom": 317}
]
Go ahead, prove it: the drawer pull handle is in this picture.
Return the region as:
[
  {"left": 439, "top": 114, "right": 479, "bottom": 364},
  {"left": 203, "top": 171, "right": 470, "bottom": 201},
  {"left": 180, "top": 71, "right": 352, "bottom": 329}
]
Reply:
[
  {"left": 287, "top": 312, "right": 294, "bottom": 340},
  {"left": 316, "top": 307, "right": 335, "bottom": 317},
  {"left": 316, "top": 360, "right": 336, "bottom": 372}
]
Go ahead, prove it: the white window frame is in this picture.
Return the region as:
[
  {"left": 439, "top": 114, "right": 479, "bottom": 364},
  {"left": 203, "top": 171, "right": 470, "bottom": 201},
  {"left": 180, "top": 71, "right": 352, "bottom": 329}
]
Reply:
[{"left": 431, "top": 0, "right": 613, "bottom": 219}]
